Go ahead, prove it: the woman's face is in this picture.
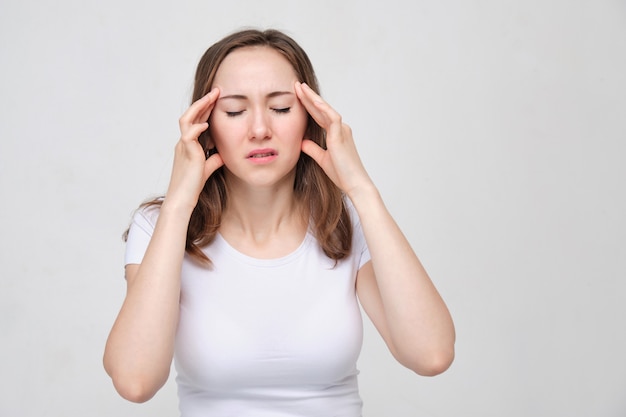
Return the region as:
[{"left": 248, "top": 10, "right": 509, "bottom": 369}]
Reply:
[{"left": 209, "top": 46, "right": 308, "bottom": 189}]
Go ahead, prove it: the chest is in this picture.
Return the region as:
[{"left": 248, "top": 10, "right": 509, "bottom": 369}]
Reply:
[{"left": 174, "top": 240, "right": 363, "bottom": 391}]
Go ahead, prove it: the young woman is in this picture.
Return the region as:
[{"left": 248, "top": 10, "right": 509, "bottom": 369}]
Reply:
[{"left": 104, "top": 28, "right": 455, "bottom": 416}]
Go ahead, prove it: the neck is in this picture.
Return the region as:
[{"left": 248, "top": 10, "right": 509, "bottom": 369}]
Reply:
[{"left": 221, "top": 172, "right": 307, "bottom": 242}]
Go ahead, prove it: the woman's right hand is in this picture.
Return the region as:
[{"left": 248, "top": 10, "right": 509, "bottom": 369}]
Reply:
[
  {"left": 104, "top": 91, "right": 224, "bottom": 400},
  {"left": 164, "top": 88, "right": 224, "bottom": 213}
]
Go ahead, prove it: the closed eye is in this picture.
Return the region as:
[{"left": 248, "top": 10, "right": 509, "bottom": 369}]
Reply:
[
  {"left": 272, "top": 107, "right": 291, "bottom": 114},
  {"left": 226, "top": 110, "right": 245, "bottom": 117}
]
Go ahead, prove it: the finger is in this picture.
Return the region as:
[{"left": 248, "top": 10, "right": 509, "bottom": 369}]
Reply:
[
  {"left": 198, "top": 88, "right": 220, "bottom": 123},
  {"left": 301, "top": 139, "right": 325, "bottom": 164},
  {"left": 204, "top": 152, "right": 224, "bottom": 178},
  {"left": 296, "top": 82, "right": 341, "bottom": 129},
  {"left": 294, "top": 82, "right": 326, "bottom": 126},
  {"left": 181, "top": 122, "right": 209, "bottom": 142},
  {"left": 180, "top": 88, "right": 220, "bottom": 126}
]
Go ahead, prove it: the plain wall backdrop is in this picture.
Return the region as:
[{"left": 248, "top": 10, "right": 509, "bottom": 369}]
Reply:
[{"left": 1, "top": 1, "right": 625, "bottom": 416}]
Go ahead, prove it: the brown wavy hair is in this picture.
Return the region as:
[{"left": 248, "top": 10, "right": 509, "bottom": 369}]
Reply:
[{"left": 127, "top": 28, "right": 352, "bottom": 266}]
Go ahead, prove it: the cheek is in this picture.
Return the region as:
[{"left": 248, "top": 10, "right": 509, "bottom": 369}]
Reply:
[
  {"left": 209, "top": 119, "right": 240, "bottom": 147},
  {"left": 208, "top": 128, "right": 230, "bottom": 154}
]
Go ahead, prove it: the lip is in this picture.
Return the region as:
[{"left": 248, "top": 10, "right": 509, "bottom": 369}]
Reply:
[{"left": 246, "top": 148, "right": 278, "bottom": 164}]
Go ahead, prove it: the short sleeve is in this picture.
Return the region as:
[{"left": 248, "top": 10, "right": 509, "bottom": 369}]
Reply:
[
  {"left": 124, "top": 205, "right": 160, "bottom": 266},
  {"left": 345, "top": 196, "right": 371, "bottom": 269}
]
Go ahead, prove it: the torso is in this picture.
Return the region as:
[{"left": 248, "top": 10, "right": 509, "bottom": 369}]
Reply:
[{"left": 175, "top": 231, "right": 365, "bottom": 416}]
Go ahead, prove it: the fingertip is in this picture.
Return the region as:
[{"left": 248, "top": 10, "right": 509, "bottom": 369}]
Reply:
[
  {"left": 301, "top": 83, "right": 323, "bottom": 104},
  {"left": 294, "top": 81, "right": 303, "bottom": 96},
  {"left": 208, "top": 88, "right": 220, "bottom": 102},
  {"left": 299, "top": 82, "right": 315, "bottom": 96},
  {"left": 202, "top": 87, "right": 219, "bottom": 101}
]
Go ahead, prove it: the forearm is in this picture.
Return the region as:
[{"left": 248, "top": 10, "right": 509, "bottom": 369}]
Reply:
[
  {"left": 104, "top": 204, "right": 191, "bottom": 402},
  {"left": 349, "top": 185, "right": 455, "bottom": 371}
]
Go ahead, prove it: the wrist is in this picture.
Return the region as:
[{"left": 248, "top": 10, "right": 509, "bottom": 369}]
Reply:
[
  {"left": 345, "top": 181, "right": 380, "bottom": 206},
  {"left": 160, "top": 197, "right": 196, "bottom": 220}
]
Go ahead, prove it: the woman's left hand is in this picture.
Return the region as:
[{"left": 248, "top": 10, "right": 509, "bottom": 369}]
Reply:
[
  {"left": 296, "top": 84, "right": 456, "bottom": 377},
  {"left": 295, "top": 82, "right": 374, "bottom": 197}
]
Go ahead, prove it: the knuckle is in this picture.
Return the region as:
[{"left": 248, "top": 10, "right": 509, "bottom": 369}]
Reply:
[
  {"left": 330, "top": 113, "right": 342, "bottom": 124},
  {"left": 179, "top": 131, "right": 196, "bottom": 142},
  {"left": 179, "top": 113, "right": 190, "bottom": 124}
]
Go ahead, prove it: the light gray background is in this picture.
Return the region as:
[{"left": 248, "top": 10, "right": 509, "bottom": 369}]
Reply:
[{"left": 1, "top": 0, "right": 624, "bottom": 416}]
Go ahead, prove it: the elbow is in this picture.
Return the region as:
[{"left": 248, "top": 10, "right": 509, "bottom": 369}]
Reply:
[
  {"left": 111, "top": 377, "right": 160, "bottom": 403},
  {"left": 395, "top": 345, "right": 455, "bottom": 377},
  {"left": 103, "top": 357, "right": 165, "bottom": 403},
  {"left": 415, "top": 348, "right": 455, "bottom": 376}
]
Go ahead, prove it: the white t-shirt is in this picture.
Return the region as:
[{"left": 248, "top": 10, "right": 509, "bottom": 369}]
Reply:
[{"left": 124, "top": 199, "right": 371, "bottom": 417}]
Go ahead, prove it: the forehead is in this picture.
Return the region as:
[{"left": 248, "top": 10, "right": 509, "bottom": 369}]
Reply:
[{"left": 213, "top": 46, "right": 298, "bottom": 91}]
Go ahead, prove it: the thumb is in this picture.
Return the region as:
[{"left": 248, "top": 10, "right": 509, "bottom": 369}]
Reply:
[
  {"left": 204, "top": 153, "right": 225, "bottom": 179},
  {"left": 301, "top": 139, "right": 325, "bottom": 164}
]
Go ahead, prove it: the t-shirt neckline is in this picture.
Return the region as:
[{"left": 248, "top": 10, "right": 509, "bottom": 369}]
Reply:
[{"left": 214, "top": 231, "right": 314, "bottom": 267}]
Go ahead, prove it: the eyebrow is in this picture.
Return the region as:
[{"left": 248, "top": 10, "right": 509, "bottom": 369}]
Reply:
[{"left": 219, "top": 91, "right": 294, "bottom": 101}]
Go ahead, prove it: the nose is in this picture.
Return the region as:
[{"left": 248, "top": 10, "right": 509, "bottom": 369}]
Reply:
[{"left": 249, "top": 110, "right": 271, "bottom": 140}]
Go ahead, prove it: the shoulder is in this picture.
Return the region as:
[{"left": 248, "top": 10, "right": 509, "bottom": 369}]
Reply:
[{"left": 130, "top": 200, "right": 163, "bottom": 229}]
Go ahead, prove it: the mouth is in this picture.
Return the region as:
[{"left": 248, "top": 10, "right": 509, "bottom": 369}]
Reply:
[{"left": 247, "top": 149, "right": 277, "bottom": 159}]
